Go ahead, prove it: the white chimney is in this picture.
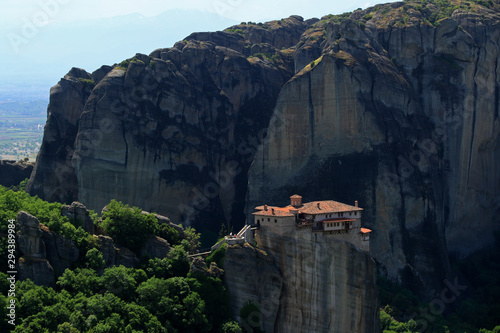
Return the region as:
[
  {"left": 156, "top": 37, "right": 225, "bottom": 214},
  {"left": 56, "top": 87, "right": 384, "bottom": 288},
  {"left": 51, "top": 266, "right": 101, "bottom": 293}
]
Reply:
[{"left": 355, "top": 200, "right": 358, "bottom": 208}]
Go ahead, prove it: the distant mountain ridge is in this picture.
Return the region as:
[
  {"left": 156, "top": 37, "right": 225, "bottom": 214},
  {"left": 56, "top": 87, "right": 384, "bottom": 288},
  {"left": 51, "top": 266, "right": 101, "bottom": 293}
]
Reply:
[{"left": 0, "top": 9, "right": 238, "bottom": 85}]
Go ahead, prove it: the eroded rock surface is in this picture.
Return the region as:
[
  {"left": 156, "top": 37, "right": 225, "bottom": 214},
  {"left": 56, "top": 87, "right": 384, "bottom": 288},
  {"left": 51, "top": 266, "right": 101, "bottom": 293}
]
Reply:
[
  {"left": 27, "top": 2, "right": 500, "bottom": 297},
  {"left": 16, "top": 211, "right": 80, "bottom": 286},
  {"left": 62, "top": 201, "right": 94, "bottom": 234},
  {"left": 224, "top": 230, "right": 379, "bottom": 333},
  {"left": 0, "top": 160, "right": 33, "bottom": 188}
]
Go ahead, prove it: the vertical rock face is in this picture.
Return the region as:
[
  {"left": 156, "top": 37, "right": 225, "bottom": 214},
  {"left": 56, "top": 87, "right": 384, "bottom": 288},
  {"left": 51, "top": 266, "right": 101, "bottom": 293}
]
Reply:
[
  {"left": 29, "top": 16, "right": 308, "bottom": 236},
  {"left": 224, "top": 229, "right": 378, "bottom": 333},
  {"left": 0, "top": 160, "right": 33, "bottom": 187},
  {"left": 27, "top": 67, "right": 111, "bottom": 203},
  {"left": 28, "top": 1, "right": 500, "bottom": 297},
  {"left": 247, "top": 2, "right": 500, "bottom": 296},
  {"left": 16, "top": 211, "right": 80, "bottom": 287},
  {"left": 224, "top": 245, "right": 283, "bottom": 332},
  {"left": 247, "top": 30, "right": 448, "bottom": 295}
]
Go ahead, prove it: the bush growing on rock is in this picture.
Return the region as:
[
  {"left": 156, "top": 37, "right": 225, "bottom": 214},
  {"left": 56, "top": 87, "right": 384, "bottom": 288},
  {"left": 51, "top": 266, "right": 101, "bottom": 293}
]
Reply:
[{"left": 101, "top": 200, "right": 159, "bottom": 253}]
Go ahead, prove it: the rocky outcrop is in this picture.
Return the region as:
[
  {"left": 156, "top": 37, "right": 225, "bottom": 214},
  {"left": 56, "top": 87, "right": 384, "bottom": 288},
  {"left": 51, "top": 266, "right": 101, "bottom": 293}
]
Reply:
[
  {"left": 18, "top": 257, "right": 56, "bottom": 287},
  {"left": 61, "top": 201, "right": 94, "bottom": 234},
  {"left": 41, "top": 229, "right": 79, "bottom": 276},
  {"left": 97, "top": 235, "right": 140, "bottom": 268},
  {"left": 16, "top": 211, "right": 80, "bottom": 287},
  {"left": 17, "top": 211, "right": 46, "bottom": 258},
  {"left": 0, "top": 160, "right": 33, "bottom": 188},
  {"left": 27, "top": 66, "right": 111, "bottom": 203},
  {"left": 223, "top": 231, "right": 378, "bottom": 333},
  {"left": 140, "top": 235, "right": 171, "bottom": 259},
  {"left": 190, "top": 257, "right": 224, "bottom": 278},
  {"left": 223, "top": 244, "right": 283, "bottom": 332},
  {"left": 97, "top": 233, "right": 171, "bottom": 268}
]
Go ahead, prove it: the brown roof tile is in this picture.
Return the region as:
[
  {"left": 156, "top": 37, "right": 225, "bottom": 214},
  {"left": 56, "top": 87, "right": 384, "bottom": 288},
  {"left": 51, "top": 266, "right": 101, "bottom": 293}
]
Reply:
[
  {"left": 254, "top": 199, "right": 362, "bottom": 216},
  {"left": 253, "top": 206, "right": 294, "bottom": 217},
  {"left": 299, "top": 200, "right": 363, "bottom": 214}
]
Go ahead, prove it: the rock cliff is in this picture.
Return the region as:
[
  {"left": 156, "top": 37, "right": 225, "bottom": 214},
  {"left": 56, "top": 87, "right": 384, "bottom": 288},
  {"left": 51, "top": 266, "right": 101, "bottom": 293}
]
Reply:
[
  {"left": 28, "top": 16, "right": 309, "bottom": 237},
  {"left": 0, "top": 160, "right": 33, "bottom": 188},
  {"left": 16, "top": 211, "right": 77, "bottom": 287},
  {"left": 28, "top": 0, "right": 500, "bottom": 297},
  {"left": 16, "top": 206, "right": 175, "bottom": 285},
  {"left": 223, "top": 228, "right": 378, "bottom": 333},
  {"left": 247, "top": 0, "right": 500, "bottom": 296}
]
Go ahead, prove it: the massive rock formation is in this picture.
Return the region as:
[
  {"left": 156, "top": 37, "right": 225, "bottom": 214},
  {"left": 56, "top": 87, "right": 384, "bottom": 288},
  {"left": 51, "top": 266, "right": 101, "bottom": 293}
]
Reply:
[
  {"left": 224, "top": 244, "right": 283, "bottom": 332},
  {"left": 16, "top": 211, "right": 78, "bottom": 287},
  {"left": 28, "top": 0, "right": 500, "bottom": 297},
  {"left": 247, "top": 1, "right": 500, "bottom": 296},
  {"left": 0, "top": 160, "right": 33, "bottom": 187},
  {"left": 224, "top": 228, "right": 378, "bottom": 333},
  {"left": 28, "top": 16, "right": 310, "bottom": 239},
  {"left": 27, "top": 67, "right": 105, "bottom": 203}
]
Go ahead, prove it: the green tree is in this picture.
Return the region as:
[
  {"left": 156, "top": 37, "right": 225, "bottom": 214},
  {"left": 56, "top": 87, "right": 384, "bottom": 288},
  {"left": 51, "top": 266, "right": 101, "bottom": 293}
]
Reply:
[
  {"left": 101, "top": 200, "right": 159, "bottom": 253},
  {"left": 206, "top": 243, "right": 226, "bottom": 269},
  {"left": 137, "top": 276, "right": 209, "bottom": 332},
  {"left": 221, "top": 321, "right": 243, "bottom": 333},
  {"left": 85, "top": 248, "right": 105, "bottom": 270},
  {"left": 57, "top": 268, "right": 103, "bottom": 296},
  {"left": 182, "top": 226, "right": 201, "bottom": 252},
  {"left": 101, "top": 265, "right": 147, "bottom": 301},
  {"left": 142, "top": 245, "right": 190, "bottom": 278},
  {"left": 158, "top": 223, "right": 180, "bottom": 246},
  {"left": 188, "top": 274, "right": 231, "bottom": 331}
]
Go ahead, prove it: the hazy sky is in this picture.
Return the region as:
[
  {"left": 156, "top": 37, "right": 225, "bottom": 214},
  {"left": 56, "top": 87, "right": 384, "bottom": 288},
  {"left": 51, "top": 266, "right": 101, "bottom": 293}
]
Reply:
[
  {"left": 1, "top": 0, "right": 400, "bottom": 95},
  {"left": 2, "top": 0, "right": 398, "bottom": 25}
]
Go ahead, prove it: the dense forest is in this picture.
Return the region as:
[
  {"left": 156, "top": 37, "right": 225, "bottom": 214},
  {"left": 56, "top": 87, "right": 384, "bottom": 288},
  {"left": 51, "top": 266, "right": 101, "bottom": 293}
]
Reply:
[
  {"left": 0, "top": 182, "right": 244, "bottom": 332},
  {"left": 1, "top": 181, "right": 499, "bottom": 332}
]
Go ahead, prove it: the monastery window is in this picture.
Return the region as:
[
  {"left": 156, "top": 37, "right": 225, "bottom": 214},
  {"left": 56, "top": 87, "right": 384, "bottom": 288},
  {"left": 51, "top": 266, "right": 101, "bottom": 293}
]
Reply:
[
  {"left": 267, "top": 218, "right": 270, "bottom": 222},
  {"left": 274, "top": 219, "right": 277, "bottom": 223}
]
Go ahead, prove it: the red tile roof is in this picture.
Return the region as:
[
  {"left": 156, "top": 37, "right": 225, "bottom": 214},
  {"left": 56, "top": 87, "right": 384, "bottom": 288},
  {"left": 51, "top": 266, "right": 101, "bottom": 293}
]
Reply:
[
  {"left": 254, "top": 198, "right": 362, "bottom": 217},
  {"left": 360, "top": 228, "right": 372, "bottom": 234},
  {"left": 298, "top": 200, "right": 362, "bottom": 214},
  {"left": 252, "top": 207, "right": 294, "bottom": 217}
]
